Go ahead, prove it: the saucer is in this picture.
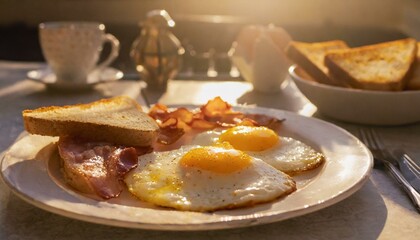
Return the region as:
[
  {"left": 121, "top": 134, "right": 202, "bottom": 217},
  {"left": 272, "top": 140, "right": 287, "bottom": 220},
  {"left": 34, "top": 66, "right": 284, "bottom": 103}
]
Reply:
[{"left": 27, "top": 67, "right": 124, "bottom": 91}]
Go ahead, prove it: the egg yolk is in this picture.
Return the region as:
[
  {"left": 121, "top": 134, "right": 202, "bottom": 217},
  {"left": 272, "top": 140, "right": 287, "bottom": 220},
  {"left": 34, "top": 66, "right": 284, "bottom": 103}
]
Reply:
[
  {"left": 218, "top": 126, "right": 279, "bottom": 151},
  {"left": 179, "top": 144, "right": 252, "bottom": 174}
]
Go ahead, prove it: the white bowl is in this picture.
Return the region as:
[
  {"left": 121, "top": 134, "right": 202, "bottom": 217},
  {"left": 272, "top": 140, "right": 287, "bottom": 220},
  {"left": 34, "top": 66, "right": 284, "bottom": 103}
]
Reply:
[{"left": 289, "top": 65, "right": 420, "bottom": 125}]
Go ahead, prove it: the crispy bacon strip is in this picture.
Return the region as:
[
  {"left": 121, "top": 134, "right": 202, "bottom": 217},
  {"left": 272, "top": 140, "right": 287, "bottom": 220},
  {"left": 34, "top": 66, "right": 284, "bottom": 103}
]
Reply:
[
  {"left": 243, "top": 113, "right": 285, "bottom": 130},
  {"left": 157, "top": 127, "right": 185, "bottom": 145},
  {"left": 200, "top": 96, "right": 232, "bottom": 118},
  {"left": 149, "top": 97, "right": 284, "bottom": 145},
  {"left": 168, "top": 108, "right": 194, "bottom": 124},
  {"left": 148, "top": 103, "right": 169, "bottom": 122},
  {"left": 204, "top": 112, "right": 246, "bottom": 126},
  {"left": 190, "top": 118, "right": 219, "bottom": 129}
]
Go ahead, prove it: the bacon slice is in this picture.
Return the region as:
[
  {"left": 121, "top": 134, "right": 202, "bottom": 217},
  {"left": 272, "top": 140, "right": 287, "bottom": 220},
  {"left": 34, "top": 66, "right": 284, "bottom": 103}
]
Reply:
[
  {"left": 200, "top": 96, "right": 232, "bottom": 118},
  {"left": 57, "top": 136, "right": 149, "bottom": 199},
  {"left": 148, "top": 97, "right": 285, "bottom": 145},
  {"left": 242, "top": 113, "right": 285, "bottom": 130},
  {"left": 157, "top": 125, "right": 185, "bottom": 145}
]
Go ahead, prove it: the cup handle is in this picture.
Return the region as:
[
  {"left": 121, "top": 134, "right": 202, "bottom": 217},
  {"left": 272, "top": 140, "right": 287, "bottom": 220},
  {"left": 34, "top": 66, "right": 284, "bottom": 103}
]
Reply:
[{"left": 96, "top": 33, "right": 120, "bottom": 70}]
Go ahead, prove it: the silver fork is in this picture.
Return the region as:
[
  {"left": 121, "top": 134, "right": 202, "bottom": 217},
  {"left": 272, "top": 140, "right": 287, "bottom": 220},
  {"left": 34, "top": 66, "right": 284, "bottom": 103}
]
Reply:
[
  {"left": 358, "top": 128, "right": 420, "bottom": 213},
  {"left": 392, "top": 150, "right": 420, "bottom": 192}
]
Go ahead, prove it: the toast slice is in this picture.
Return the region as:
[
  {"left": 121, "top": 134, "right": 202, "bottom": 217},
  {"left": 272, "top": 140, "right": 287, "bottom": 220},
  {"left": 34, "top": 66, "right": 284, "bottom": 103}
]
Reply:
[
  {"left": 286, "top": 40, "right": 349, "bottom": 86},
  {"left": 325, "top": 38, "right": 417, "bottom": 91},
  {"left": 407, "top": 42, "right": 420, "bottom": 90},
  {"left": 22, "top": 96, "right": 159, "bottom": 147}
]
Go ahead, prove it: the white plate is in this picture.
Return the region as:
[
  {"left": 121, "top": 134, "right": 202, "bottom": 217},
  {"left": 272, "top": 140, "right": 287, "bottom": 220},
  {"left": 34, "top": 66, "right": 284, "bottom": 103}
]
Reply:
[
  {"left": 27, "top": 67, "right": 124, "bottom": 91},
  {"left": 0, "top": 107, "right": 373, "bottom": 230}
]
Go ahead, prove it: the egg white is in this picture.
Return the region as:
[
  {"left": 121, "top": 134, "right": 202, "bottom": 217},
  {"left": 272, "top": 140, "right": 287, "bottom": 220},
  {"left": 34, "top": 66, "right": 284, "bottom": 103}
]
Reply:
[
  {"left": 191, "top": 129, "right": 324, "bottom": 174},
  {"left": 124, "top": 145, "right": 296, "bottom": 212}
]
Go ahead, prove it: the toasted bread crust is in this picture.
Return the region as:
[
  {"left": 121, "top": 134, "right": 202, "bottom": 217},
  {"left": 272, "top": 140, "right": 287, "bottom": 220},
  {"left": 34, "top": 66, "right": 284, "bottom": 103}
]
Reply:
[
  {"left": 22, "top": 96, "right": 143, "bottom": 114},
  {"left": 325, "top": 38, "right": 417, "bottom": 91},
  {"left": 22, "top": 96, "right": 159, "bottom": 147},
  {"left": 286, "top": 40, "right": 349, "bottom": 86}
]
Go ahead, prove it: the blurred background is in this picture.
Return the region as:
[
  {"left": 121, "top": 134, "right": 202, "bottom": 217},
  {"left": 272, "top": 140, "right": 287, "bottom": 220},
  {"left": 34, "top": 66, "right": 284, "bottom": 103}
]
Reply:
[{"left": 1, "top": 0, "right": 419, "bottom": 80}]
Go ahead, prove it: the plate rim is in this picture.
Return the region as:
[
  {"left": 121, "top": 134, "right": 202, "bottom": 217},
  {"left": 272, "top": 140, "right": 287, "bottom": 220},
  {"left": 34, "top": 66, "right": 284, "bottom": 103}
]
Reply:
[{"left": 0, "top": 106, "right": 373, "bottom": 231}]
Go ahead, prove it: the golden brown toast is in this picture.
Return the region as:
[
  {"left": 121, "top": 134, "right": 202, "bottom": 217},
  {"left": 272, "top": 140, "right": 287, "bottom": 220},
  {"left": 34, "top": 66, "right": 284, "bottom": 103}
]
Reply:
[
  {"left": 286, "top": 40, "right": 349, "bottom": 86},
  {"left": 22, "top": 96, "right": 159, "bottom": 147},
  {"left": 325, "top": 38, "right": 417, "bottom": 91}
]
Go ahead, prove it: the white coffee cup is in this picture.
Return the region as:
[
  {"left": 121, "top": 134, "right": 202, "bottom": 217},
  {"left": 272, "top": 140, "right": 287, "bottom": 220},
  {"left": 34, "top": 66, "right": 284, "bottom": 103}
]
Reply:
[{"left": 39, "top": 21, "right": 120, "bottom": 83}]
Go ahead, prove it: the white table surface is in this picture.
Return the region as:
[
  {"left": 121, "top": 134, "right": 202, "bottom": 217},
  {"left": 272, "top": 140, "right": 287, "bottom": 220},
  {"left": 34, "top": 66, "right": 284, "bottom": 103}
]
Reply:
[{"left": 0, "top": 61, "right": 419, "bottom": 240}]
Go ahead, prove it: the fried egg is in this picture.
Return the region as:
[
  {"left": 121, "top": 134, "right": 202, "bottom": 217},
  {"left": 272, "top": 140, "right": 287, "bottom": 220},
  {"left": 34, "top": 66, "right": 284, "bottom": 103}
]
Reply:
[
  {"left": 191, "top": 126, "right": 324, "bottom": 174},
  {"left": 124, "top": 144, "right": 296, "bottom": 212}
]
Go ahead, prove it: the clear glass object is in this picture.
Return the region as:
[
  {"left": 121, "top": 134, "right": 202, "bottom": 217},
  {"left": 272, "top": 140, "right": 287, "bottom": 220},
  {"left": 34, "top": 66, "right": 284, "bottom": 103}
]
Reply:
[{"left": 131, "top": 10, "right": 184, "bottom": 91}]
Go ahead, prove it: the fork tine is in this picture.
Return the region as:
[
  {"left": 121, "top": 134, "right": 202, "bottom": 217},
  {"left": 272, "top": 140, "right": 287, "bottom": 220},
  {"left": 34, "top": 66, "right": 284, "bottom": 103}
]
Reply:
[
  {"left": 359, "top": 128, "right": 376, "bottom": 151},
  {"left": 370, "top": 129, "right": 396, "bottom": 162},
  {"left": 403, "top": 154, "right": 420, "bottom": 172},
  {"left": 403, "top": 154, "right": 420, "bottom": 175},
  {"left": 358, "top": 129, "right": 376, "bottom": 160},
  {"left": 358, "top": 128, "right": 385, "bottom": 167},
  {"left": 370, "top": 129, "right": 383, "bottom": 150}
]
